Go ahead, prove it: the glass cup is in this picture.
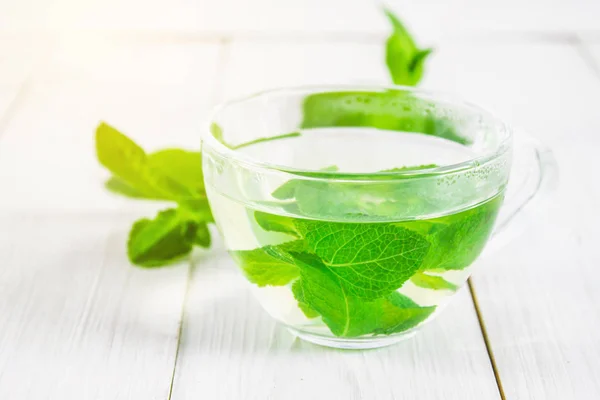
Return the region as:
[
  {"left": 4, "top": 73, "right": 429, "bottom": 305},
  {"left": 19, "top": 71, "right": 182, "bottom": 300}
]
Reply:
[{"left": 201, "top": 84, "right": 557, "bottom": 349}]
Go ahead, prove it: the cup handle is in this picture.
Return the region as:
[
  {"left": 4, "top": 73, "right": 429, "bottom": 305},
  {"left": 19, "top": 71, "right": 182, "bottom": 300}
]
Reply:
[{"left": 483, "top": 130, "right": 559, "bottom": 255}]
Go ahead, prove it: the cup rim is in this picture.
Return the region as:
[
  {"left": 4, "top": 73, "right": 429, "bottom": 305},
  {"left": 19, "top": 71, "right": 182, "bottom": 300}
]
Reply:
[{"left": 203, "top": 83, "right": 512, "bottom": 180}]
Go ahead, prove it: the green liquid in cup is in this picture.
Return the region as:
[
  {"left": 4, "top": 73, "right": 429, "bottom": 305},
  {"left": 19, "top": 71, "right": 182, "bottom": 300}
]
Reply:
[{"left": 206, "top": 129, "right": 504, "bottom": 339}]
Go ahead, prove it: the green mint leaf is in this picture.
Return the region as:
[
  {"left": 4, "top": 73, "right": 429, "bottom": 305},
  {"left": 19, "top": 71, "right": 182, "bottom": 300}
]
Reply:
[
  {"left": 96, "top": 122, "right": 194, "bottom": 201},
  {"left": 254, "top": 211, "right": 299, "bottom": 237},
  {"left": 292, "top": 280, "right": 320, "bottom": 319},
  {"left": 231, "top": 243, "right": 301, "bottom": 287},
  {"left": 410, "top": 271, "right": 458, "bottom": 291},
  {"left": 209, "top": 122, "right": 227, "bottom": 147},
  {"left": 147, "top": 149, "right": 204, "bottom": 196},
  {"left": 384, "top": 8, "right": 431, "bottom": 86},
  {"left": 301, "top": 91, "right": 469, "bottom": 145},
  {"left": 294, "top": 220, "right": 430, "bottom": 300},
  {"left": 423, "top": 195, "right": 502, "bottom": 270},
  {"left": 374, "top": 292, "right": 436, "bottom": 335},
  {"left": 271, "top": 165, "right": 338, "bottom": 201},
  {"left": 128, "top": 208, "right": 202, "bottom": 267},
  {"left": 210, "top": 122, "right": 301, "bottom": 150},
  {"left": 232, "top": 132, "right": 301, "bottom": 150},
  {"left": 178, "top": 197, "right": 214, "bottom": 223},
  {"left": 408, "top": 48, "right": 433, "bottom": 84},
  {"left": 292, "top": 253, "right": 434, "bottom": 337},
  {"left": 104, "top": 177, "right": 158, "bottom": 199},
  {"left": 194, "top": 223, "right": 211, "bottom": 248},
  {"left": 380, "top": 164, "right": 437, "bottom": 172}
]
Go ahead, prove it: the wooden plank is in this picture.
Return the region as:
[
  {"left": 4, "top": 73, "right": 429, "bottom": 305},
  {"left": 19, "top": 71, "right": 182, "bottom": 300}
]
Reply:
[
  {"left": 171, "top": 40, "right": 501, "bottom": 400},
  {"left": 426, "top": 42, "right": 600, "bottom": 399},
  {"left": 0, "top": 214, "right": 189, "bottom": 399},
  {"left": 171, "top": 246, "right": 501, "bottom": 400},
  {"left": 423, "top": 42, "right": 600, "bottom": 143},
  {"left": 0, "top": 42, "right": 223, "bottom": 398},
  {"left": 0, "top": 41, "right": 221, "bottom": 213}
]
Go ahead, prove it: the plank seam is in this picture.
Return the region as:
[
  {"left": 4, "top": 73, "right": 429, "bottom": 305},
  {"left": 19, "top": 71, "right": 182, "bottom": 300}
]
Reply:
[{"left": 467, "top": 278, "right": 507, "bottom": 400}]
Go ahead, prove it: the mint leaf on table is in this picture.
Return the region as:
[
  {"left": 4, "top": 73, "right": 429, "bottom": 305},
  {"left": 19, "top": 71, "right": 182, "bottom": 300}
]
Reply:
[
  {"left": 193, "top": 223, "right": 211, "bottom": 248},
  {"left": 96, "top": 123, "right": 214, "bottom": 267},
  {"left": 96, "top": 122, "right": 193, "bottom": 200},
  {"left": 147, "top": 149, "right": 204, "bottom": 195},
  {"left": 294, "top": 220, "right": 430, "bottom": 300},
  {"left": 384, "top": 8, "right": 432, "bottom": 86},
  {"left": 105, "top": 176, "right": 152, "bottom": 199},
  {"left": 292, "top": 253, "right": 434, "bottom": 337},
  {"left": 128, "top": 208, "right": 207, "bottom": 267},
  {"left": 410, "top": 271, "right": 458, "bottom": 291},
  {"left": 106, "top": 149, "right": 206, "bottom": 200}
]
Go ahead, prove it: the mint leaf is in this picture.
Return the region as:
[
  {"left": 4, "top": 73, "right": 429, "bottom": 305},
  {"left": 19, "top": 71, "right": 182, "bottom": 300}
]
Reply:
[
  {"left": 375, "top": 292, "right": 435, "bottom": 335},
  {"left": 384, "top": 8, "right": 432, "bottom": 86},
  {"left": 232, "top": 244, "right": 300, "bottom": 287},
  {"left": 147, "top": 149, "right": 204, "bottom": 195},
  {"left": 301, "top": 91, "right": 469, "bottom": 145},
  {"left": 410, "top": 271, "right": 458, "bottom": 291},
  {"left": 210, "top": 122, "right": 301, "bottom": 150},
  {"left": 128, "top": 208, "right": 202, "bottom": 267},
  {"left": 272, "top": 165, "right": 338, "bottom": 201},
  {"left": 96, "top": 122, "right": 194, "bottom": 200},
  {"left": 105, "top": 177, "right": 155, "bottom": 199},
  {"left": 194, "top": 223, "right": 211, "bottom": 248},
  {"left": 294, "top": 220, "right": 430, "bottom": 300},
  {"left": 292, "top": 253, "right": 434, "bottom": 337},
  {"left": 291, "top": 280, "right": 320, "bottom": 319},
  {"left": 232, "top": 132, "right": 301, "bottom": 150},
  {"left": 423, "top": 196, "right": 502, "bottom": 270},
  {"left": 381, "top": 164, "right": 437, "bottom": 172},
  {"left": 254, "top": 211, "right": 299, "bottom": 237},
  {"left": 104, "top": 149, "right": 205, "bottom": 201}
]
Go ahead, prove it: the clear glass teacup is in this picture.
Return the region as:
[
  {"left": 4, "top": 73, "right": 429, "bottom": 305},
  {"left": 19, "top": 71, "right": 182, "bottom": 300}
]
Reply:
[{"left": 201, "top": 84, "right": 556, "bottom": 349}]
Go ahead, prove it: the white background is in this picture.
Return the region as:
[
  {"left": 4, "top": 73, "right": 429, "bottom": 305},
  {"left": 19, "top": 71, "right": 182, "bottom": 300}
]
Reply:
[{"left": 0, "top": 0, "right": 599, "bottom": 399}]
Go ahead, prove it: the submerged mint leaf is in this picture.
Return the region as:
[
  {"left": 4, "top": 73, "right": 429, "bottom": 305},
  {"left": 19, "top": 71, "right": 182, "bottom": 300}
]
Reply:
[
  {"left": 128, "top": 208, "right": 203, "bottom": 267},
  {"left": 254, "top": 211, "right": 299, "bottom": 237},
  {"left": 423, "top": 195, "right": 503, "bottom": 270},
  {"left": 232, "top": 132, "right": 301, "bottom": 150},
  {"left": 381, "top": 164, "right": 437, "bottom": 172},
  {"left": 301, "top": 91, "right": 469, "bottom": 145},
  {"left": 292, "top": 280, "right": 320, "bottom": 319},
  {"left": 210, "top": 122, "right": 302, "bottom": 150},
  {"left": 294, "top": 220, "right": 430, "bottom": 300},
  {"left": 232, "top": 243, "right": 300, "bottom": 287},
  {"left": 292, "top": 253, "right": 434, "bottom": 337},
  {"left": 384, "top": 8, "right": 432, "bottom": 86},
  {"left": 375, "top": 292, "right": 436, "bottom": 335},
  {"left": 410, "top": 271, "right": 458, "bottom": 291},
  {"left": 272, "top": 165, "right": 339, "bottom": 201}
]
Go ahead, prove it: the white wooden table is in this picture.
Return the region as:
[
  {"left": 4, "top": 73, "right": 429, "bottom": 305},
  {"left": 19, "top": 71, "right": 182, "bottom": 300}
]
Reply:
[{"left": 0, "top": 1, "right": 599, "bottom": 399}]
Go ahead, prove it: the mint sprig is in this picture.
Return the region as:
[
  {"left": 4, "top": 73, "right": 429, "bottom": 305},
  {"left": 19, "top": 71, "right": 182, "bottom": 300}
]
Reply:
[{"left": 96, "top": 122, "right": 213, "bottom": 266}]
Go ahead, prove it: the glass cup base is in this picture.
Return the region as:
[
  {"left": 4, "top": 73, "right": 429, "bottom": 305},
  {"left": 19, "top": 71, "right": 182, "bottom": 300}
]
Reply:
[{"left": 287, "top": 327, "right": 417, "bottom": 350}]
